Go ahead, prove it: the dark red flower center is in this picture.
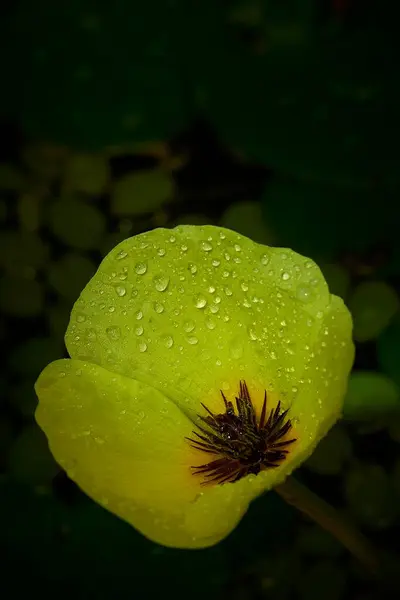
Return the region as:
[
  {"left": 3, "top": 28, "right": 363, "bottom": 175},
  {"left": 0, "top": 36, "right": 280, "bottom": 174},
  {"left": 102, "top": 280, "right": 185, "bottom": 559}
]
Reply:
[{"left": 187, "top": 381, "right": 296, "bottom": 485}]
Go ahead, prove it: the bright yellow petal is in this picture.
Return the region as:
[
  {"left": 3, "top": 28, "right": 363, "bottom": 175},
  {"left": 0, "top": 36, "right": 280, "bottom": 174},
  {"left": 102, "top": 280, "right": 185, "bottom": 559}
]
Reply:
[{"left": 35, "top": 359, "right": 253, "bottom": 548}]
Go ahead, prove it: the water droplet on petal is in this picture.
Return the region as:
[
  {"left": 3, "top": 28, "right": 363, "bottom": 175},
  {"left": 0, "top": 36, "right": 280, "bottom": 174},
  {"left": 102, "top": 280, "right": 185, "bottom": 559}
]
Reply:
[
  {"left": 162, "top": 335, "right": 174, "bottom": 348},
  {"left": 115, "top": 285, "right": 126, "bottom": 297},
  {"left": 188, "top": 263, "right": 197, "bottom": 274},
  {"left": 153, "top": 275, "right": 170, "bottom": 292},
  {"left": 241, "top": 282, "right": 249, "bottom": 292},
  {"left": 135, "top": 262, "right": 147, "bottom": 275},
  {"left": 230, "top": 339, "right": 243, "bottom": 359},
  {"left": 157, "top": 248, "right": 166, "bottom": 257},
  {"left": 224, "top": 287, "right": 233, "bottom": 296},
  {"left": 296, "top": 285, "right": 313, "bottom": 302},
  {"left": 261, "top": 254, "right": 269, "bottom": 265},
  {"left": 247, "top": 326, "right": 258, "bottom": 341},
  {"left": 116, "top": 250, "right": 127, "bottom": 260},
  {"left": 187, "top": 336, "right": 198, "bottom": 345},
  {"left": 135, "top": 310, "right": 143, "bottom": 320},
  {"left": 201, "top": 241, "right": 213, "bottom": 252},
  {"left": 135, "top": 325, "right": 144, "bottom": 336},
  {"left": 86, "top": 328, "right": 97, "bottom": 340},
  {"left": 139, "top": 342, "right": 147, "bottom": 352},
  {"left": 212, "top": 259, "right": 220, "bottom": 267},
  {"left": 106, "top": 326, "right": 121, "bottom": 340},
  {"left": 108, "top": 306, "right": 115, "bottom": 313},
  {"left": 154, "top": 302, "right": 164, "bottom": 314},
  {"left": 281, "top": 272, "right": 290, "bottom": 281},
  {"left": 194, "top": 294, "right": 207, "bottom": 308},
  {"left": 59, "top": 371, "right": 66, "bottom": 378},
  {"left": 183, "top": 320, "right": 195, "bottom": 332},
  {"left": 205, "top": 317, "right": 216, "bottom": 330}
]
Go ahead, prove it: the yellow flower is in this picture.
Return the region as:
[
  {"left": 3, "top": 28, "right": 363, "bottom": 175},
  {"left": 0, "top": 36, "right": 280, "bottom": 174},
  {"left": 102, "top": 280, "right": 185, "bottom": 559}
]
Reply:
[{"left": 35, "top": 225, "right": 354, "bottom": 548}]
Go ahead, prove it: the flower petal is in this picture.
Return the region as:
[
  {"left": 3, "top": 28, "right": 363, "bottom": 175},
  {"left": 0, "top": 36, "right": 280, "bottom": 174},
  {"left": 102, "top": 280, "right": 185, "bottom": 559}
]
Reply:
[
  {"left": 65, "top": 225, "right": 332, "bottom": 420},
  {"left": 35, "top": 359, "right": 252, "bottom": 548},
  {"left": 289, "top": 294, "right": 355, "bottom": 460}
]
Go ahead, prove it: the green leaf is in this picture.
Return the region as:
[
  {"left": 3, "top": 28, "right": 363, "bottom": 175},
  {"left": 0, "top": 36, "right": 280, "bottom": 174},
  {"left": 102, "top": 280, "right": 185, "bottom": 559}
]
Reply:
[
  {"left": 343, "top": 371, "right": 400, "bottom": 421},
  {"left": 349, "top": 281, "right": 399, "bottom": 342}
]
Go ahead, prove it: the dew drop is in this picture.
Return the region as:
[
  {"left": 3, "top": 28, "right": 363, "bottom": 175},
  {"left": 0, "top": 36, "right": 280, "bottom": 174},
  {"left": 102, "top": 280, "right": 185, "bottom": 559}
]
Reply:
[
  {"left": 212, "top": 259, "right": 220, "bottom": 267},
  {"left": 316, "top": 311, "right": 324, "bottom": 319},
  {"left": 292, "top": 386, "right": 298, "bottom": 393},
  {"left": 135, "top": 310, "right": 143, "bottom": 320},
  {"left": 208, "top": 285, "right": 216, "bottom": 293},
  {"left": 214, "top": 296, "right": 221, "bottom": 304},
  {"left": 135, "top": 262, "right": 147, "bottom": 275},
  {"left": 201, "top": 241, "right": 213, "bottom": 252},
  {"left": 138, "top": 342, "right": 147, "bottom": 352},
  {"left": 131, "top": 289, "right": 138, "bottom": 298},
  {"left": 135, "top": 325, "right": 144, "bottom": 336},
  {"left": 153, "top": 275, "right": 170, "bottom": 292},
  {"left": 205, "top": 317, "right": 216, "bottom": 330},
  {"left": 224, "top": 287, "right": 233, "bottom": 296},
  {"left": 234, "top": 244, "right": 241, "bottom": 252},
  {"left": 241, "top": 282, "right": 249, "bottom": 292},
  {"left": 162, "top": 335, "right": 174, "bottom": 348},
  {"left": 296, "top": 285, "right": 313, "bottom": 302},
  {"left": 59, "top": 371, "right": 66, "bottom": 378},
  {"left": 108, "top": 306, "right": 115, "bottom": 313},
  {"left": 187, "top": 336, "right": 198, "bottom": 345},
  {"left": 86, "top": 328, "right": 97, "bottom": 340},
  {"left": 188, "top": 263, "right": 197, "bottom": 274},
  {"left": 248, "top": 326, "right": 258, "bottom": 341},
  {"left": 194, "top": 294, "right": 207, "bottom": 308},
  {"left": 183, "top": 320, "right": 195, "bottom": 332},
  {"left": 154, "top": 302, "right": 164, "bottom": 314},
  {"left": 222, "top": 270, "right": 230, "bottom": 278},
  {"left": 116, "top": 250, "right": 127, "bottom": 260},
  {"left": 157, "top": 248, "right": 166, "bottom": 257},
  {"left": 281, "top": 271, "right": 290, "bottom": 281},
  {"left": 115, "top": 285, "right": 126, "bottom": 297},
  {"left": 230, "top": 339, "right": 243, "bottom": 359},
  {"left": 76, "top": 313, "right": 86, "bottom": 323},
  {"left": 106, "top": 326, "right": 121, "bottom": 340},
  {"left": 169, "top": 235, "right": 176, "bottom": 243},
  {"left": 209, "top": 304, "right": 219, "bottom": 314},
  {"left": 261, "top": 254, "right": 270, "bottom": 265}
]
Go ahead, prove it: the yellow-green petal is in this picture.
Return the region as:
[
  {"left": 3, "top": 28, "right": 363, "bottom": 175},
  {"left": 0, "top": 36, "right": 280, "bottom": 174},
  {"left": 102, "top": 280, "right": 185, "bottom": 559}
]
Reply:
[
  {"left": 66, "top": 226, "right": 336, "bottom": 416},
  {"left": 35, "top": 359, "right": 253, "bottom": 548}
]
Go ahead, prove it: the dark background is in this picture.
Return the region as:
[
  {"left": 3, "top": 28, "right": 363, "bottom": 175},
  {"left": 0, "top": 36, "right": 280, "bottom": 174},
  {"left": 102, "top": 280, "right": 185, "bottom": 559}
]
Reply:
[{"left": 1, "top": 1, "right": 400, "bottom": 598}]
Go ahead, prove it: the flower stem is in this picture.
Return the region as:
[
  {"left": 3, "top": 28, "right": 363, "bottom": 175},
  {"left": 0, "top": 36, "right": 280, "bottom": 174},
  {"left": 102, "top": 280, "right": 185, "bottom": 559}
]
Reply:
[{"left": 275, "top": 476, "right": 380, "bottom": 574}]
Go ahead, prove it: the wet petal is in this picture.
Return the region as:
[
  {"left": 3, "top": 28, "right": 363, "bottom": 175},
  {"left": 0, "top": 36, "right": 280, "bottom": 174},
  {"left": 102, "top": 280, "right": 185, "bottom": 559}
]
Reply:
[{"left": 65, "top": 225, "right": 333, "bottom": 421}]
